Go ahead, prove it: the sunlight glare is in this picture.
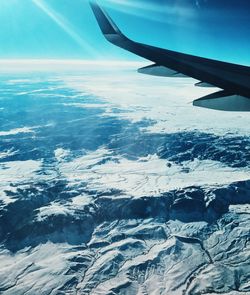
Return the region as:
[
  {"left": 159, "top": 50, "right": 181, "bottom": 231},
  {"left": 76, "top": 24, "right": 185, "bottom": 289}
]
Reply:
[
  {"left": 105, "top": 0, "right": 196, "bottom": 25},
  {"left": 32, "top": 0, "right": 100, "bottom": 58}
]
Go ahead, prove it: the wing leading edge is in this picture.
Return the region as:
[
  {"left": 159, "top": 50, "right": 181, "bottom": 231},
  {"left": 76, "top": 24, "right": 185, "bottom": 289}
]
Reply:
[{"left": 90, "top": 1, "right": 250, "bottom": 111}]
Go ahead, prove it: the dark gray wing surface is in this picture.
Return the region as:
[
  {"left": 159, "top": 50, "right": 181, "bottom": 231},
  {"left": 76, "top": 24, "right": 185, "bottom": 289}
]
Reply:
[{"left": 90, "top": 1, "right": 250, "bottom": 111}]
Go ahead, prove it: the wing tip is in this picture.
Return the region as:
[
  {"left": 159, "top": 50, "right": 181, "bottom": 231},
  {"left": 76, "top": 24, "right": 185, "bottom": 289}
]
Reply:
[{"left": 90, "top": 0, "right": 123, "bottom": 37}]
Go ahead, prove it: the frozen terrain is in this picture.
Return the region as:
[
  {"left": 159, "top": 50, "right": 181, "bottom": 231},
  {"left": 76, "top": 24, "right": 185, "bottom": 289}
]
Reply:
[{"left": 0, "top": 61, "right": 249, "bottom": 295}]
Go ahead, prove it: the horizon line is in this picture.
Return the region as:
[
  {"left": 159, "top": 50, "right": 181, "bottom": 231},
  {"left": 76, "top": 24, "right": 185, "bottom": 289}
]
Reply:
[
  {"left": 0, "top": 59, "right": 144, "bottom": 64},
  {"left": 0, "top": 59, "right": 146, "bottom": 72}
]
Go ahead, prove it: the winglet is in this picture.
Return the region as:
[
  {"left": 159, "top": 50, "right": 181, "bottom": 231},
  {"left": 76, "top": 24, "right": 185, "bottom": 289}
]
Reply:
[
  {"left": 90, "top": 1, "right": 128, "bottom": 44},
  {"left": 90, "top": 1, "right": 155, "bottom": 60}
]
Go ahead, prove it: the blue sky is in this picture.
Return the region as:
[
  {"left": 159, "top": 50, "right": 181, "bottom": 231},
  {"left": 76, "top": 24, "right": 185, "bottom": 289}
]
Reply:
[{"left": 0, "top": 0, "right": 249, "bottom": 64}]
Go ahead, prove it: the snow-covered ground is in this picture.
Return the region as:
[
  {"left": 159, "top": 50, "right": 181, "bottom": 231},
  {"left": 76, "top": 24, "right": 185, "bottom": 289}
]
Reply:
[{"left": 0, "top": 62, "right": 249, "bottom": 294}]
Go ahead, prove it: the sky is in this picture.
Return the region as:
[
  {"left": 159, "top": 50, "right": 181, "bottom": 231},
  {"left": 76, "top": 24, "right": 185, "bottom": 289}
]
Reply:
[{"left": 0, "top": 0, "right": 249, "bottom": 64}]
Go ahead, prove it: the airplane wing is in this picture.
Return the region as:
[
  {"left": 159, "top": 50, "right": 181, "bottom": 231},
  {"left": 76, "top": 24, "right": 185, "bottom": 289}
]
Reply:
[{"left": 90, "top": 1, "right": 250, "bottom": 111}]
